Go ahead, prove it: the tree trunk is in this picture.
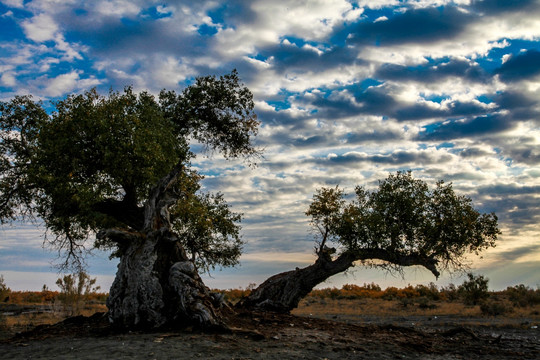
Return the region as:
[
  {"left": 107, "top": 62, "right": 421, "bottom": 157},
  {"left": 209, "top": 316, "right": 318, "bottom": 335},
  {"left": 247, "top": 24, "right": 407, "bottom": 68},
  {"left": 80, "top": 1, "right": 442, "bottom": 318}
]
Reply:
[
  {"left": 239, "top": 248, "right": 440, "bottom": 313},
  {"left": 103, "top": 164, "right": 224, "bottom": 329},
  {"left": 238, "top": 250, "right": 356, "bottom": 312}
]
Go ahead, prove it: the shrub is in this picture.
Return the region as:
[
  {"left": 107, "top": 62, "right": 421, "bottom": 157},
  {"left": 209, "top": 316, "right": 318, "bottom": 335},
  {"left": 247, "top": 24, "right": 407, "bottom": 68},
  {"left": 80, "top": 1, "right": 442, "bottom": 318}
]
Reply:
[
  {"left": 399, "top": 285, "right": 420, "bottom": 299},
  {"left": 56, "top": 271, "right": 100, "bottom": 316},
  {"left": 0, "top": 275, "right": 10, "bottom": 302},
  {"left": 339, "top": 283, "right": 384, "bottom": 299},
  {"left": 480, "top": 299, "right": 511, "bottom": 316},
  {"left": 382, "top": 286, "right": 400, "bottom": 300},
  {"left": 505, "top": 284, "right": 540, "bottom": 307},
  {"left": 415, "top": 282, "right": 442, "bottom": 301},
  {"left": 458, "top": 273, "right": 490, "bottom": 305},
  {"left": 441, "top": 283, "right": 459, "bottom": 302},
  {"left": 417, "top": 297, "right": 438, "bottom": 309}
]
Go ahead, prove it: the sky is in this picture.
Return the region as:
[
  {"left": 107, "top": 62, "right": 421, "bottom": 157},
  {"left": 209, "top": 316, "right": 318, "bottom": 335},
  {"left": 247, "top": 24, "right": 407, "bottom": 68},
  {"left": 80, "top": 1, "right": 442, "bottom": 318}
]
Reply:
[{"left": 0, "top": 0, "right": 539, "bottom": 292}]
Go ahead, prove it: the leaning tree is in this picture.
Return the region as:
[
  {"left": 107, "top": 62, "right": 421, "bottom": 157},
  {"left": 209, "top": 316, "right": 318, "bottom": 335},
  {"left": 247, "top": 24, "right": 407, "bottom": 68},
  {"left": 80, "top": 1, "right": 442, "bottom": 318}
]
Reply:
[
  {"left": 240, "top": 172, "right": 500, "bottom": 312},
  {"left": 0, "top": 70, "right": 259, "bottom": 328}
]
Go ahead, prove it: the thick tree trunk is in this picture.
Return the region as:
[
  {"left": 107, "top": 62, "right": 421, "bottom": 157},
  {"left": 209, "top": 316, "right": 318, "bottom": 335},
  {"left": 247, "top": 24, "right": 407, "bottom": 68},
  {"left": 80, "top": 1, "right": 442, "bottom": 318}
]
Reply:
[
  {"left": 239, "top": 248, "right": 440, "bottom": 313},
  {"left": 238, "top": 250, "right": 356, "bottom": 312},
  {"left": 102, "top": 164, "right": 224, "bottom": 329}
]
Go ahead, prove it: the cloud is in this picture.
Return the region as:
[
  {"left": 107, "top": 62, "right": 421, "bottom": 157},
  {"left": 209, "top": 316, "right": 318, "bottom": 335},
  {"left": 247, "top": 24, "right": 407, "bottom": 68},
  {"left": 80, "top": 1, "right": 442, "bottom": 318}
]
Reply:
[
  {"left": 41, "top": 71, "right": 101, "bottom": 97},
  {"left": 347, "top": 6, "right": 473, "bottom": 46},
  {"left": 495, "top": 49, "right": 540, "bottom": 82},
  {"left": 313, "top": 149, "right": 454, "bottom": 166},
  {"left": 21, "top": 13, "right": 59, "bottom": 42},
  {"left": 495, "top": 243, "right": 540, "bottom": 262},
  {"left": 471, "top": 0, "right": 539, "bottom": 15},
  {"left": 418, "top": 114, "right": 515, "bottom": 141},
  {"left": 375, "top": 58, "right": 490, "bottom": 84},
  {"left": 1, "top": 0, "right": 24, "bottom": 8}
]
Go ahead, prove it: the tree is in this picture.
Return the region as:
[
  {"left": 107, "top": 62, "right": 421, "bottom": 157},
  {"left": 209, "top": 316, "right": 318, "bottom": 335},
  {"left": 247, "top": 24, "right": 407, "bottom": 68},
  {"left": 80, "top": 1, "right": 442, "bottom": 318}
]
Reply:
[
  {"left": 458, "top": 272, "right": 490, "bottom": 305},
  {"left": 241, "top": 171, "right": 500, "bottom": 312},
  {"left": 0, "top": 70, "right": 259, "bottom": 328}
]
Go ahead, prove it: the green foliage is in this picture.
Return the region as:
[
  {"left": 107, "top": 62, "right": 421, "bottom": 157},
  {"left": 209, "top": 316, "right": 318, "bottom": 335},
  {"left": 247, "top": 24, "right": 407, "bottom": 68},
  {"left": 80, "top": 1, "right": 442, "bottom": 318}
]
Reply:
[
  {"left": 306, "top": 186, "right": 345, "bottom": 254},
  {"left": 171, "top": 171, "right": 244, "bottom": 274},
  {"left": 56, "top": 271, "right": 100, "bottom": 316},
  {"left": 458, "top": 272, "right": 490, "bottom": 305},
  {"left": 159, "top": 70, "right": 259, "bottom": 160},
  {"left": 308, "top": 171, "right": 500, "bottom": 272},
  {"left": 0, "top": 71, "right": 259, "bottom": 271}
]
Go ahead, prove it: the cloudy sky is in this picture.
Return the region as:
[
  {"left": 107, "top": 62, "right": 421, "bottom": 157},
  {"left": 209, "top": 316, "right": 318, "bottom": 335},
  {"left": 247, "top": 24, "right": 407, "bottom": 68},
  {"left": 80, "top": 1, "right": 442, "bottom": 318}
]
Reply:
[{"left": 1, "top": 0, "right": 539, "bottom": 291}]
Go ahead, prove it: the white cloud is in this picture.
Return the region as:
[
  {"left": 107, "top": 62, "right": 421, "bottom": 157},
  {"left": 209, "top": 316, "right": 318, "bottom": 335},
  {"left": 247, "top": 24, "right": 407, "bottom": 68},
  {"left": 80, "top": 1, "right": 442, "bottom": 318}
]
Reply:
[
  {"left": 21, "top": 13, "right": 59, "bottom": 42},
  {"left": 0, "top": 71, "right": 16, "bottom": 87},
  {"left": 42, "top": 71, "right": 101, "bottom": 97},
  {"left": 149, "top": 56, "right": 193, "bottom": 88},
  {"left": 94, "top": 0, "right": 140, "bottom": 17},
  {"left": 1, "top": 0, "right": 24, "bottom": 8},
  {"left": 215, "top": 0, "right": 361, "bottom": 58}
]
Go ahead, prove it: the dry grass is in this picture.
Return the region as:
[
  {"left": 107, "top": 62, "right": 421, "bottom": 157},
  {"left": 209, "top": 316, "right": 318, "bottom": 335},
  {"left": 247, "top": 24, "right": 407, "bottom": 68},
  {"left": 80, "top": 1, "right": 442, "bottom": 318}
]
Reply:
[
  {"left": 293, "top": 296, "right": 540, "bottom": 325},
  {"left": 0, "top": 304, "right": 107, "bottom": 340}
]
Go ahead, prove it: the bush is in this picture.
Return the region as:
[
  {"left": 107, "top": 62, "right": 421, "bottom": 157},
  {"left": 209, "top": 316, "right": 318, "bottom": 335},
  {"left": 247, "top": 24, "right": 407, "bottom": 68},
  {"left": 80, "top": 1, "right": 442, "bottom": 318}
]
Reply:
[
  {"left": 480, "top": 299, "right": 511, "bottom": 316},
  {"left": 505, "top": 284, "right": 540, "bottom": 307},
  {"left": 382, "top": 286, "right": 400, "bottom": 300},
  {"left": 0, "top": 275, "right": 10, "bottom": 302},
  {"left": 441, "top": 283, "right": 459, "bottom": 302},
  {"left": 458, "top": 273, "right": 490, "bottom": 305},
  {"left": 56, "top": 271, "right": 100, "bottom": 316},
  {"left": 415, "top": 283, "right": 441, "bottom": 301},
  {"left": 417, "top": 297, "right": 438, "bottom": 309}
]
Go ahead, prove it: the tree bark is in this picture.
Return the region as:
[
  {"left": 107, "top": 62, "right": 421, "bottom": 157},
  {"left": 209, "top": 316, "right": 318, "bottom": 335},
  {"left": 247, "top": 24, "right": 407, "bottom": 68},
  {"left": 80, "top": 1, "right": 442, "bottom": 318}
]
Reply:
[
  {"left": 239, "top": 247, "right": 440, "bottom": 313},
  {"left": 238, "top": 249, "right": 355, "bottom": 312},
  {"left": 102, "top": 163, "right": 224, "bottom": 329}
]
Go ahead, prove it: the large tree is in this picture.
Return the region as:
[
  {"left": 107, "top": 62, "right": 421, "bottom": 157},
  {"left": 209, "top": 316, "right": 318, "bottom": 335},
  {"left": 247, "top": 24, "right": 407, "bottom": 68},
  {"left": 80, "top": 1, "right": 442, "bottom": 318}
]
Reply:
[
  {"left": 0, "top": 70, "right": 259, "bottom": 328},
  {"left": 240, "top": 172, "right": 500, "bottom": 312}
]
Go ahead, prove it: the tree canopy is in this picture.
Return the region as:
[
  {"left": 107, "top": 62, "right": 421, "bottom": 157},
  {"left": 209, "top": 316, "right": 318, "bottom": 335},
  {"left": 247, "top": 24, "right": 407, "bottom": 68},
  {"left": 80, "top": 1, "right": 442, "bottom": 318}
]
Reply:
[
  {"left": 307, "top": 171, "right": 500, "bottom": 275},
  {"left": 0, "top": 70, "right": 258, "bottom": 270}
]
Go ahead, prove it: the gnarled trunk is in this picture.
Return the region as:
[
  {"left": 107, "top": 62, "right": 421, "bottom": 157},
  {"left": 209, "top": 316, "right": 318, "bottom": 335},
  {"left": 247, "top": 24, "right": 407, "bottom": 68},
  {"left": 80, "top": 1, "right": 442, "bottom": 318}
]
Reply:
[
  {"left": 240, "top": 248, "right": 440, "bottom": 313},
  {"left": 102, "top": 164, "right": 224, "bottom": 329},
  {"left": 239, "top": 250, "right": 356, "bottom": 312}
]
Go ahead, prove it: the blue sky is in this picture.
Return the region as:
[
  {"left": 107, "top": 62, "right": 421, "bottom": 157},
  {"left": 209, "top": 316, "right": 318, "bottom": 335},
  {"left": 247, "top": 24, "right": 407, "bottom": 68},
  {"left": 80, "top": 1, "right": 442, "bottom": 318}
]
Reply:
[{"left": 1, "top": 0, "right": 539, "bottom": 291}]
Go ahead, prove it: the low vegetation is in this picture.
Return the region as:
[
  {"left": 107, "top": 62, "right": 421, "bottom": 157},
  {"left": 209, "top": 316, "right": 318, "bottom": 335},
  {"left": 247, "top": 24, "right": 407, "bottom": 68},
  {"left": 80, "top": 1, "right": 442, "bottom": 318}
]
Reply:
[
  {"left": 0, "top": 273, "right": 107, "bottom": 339},
  {"left": 1, "top": 272, "right": 539, "bottom": 340}
]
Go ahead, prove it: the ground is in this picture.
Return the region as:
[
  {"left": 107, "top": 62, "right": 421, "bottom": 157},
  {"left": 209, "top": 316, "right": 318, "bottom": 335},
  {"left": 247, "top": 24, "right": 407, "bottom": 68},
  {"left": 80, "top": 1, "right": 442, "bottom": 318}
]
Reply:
[{"left": 1, "top": 304, "right": 539, "bottom": 359}]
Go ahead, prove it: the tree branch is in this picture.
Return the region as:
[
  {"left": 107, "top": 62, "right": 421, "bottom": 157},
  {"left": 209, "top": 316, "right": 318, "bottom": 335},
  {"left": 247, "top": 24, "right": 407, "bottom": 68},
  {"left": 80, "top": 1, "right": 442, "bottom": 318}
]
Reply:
[
  {"left": 92, "top": 199, "right": 144, "bottom": 230},
  {"left": 348, "top": 248, "right": 440, "bottom": 278},
  {"left": 144, "top": 162, "right": 185, "bottom": 231},
  {"left": 96, "top": 228, "right": 143, "bottom": 246}
]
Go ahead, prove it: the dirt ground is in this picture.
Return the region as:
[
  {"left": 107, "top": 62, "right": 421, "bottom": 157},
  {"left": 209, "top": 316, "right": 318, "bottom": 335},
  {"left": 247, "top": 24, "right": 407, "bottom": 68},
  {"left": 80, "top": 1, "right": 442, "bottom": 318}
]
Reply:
[{"left": 1, "top": 308, "right": 539, "bottom": 360}]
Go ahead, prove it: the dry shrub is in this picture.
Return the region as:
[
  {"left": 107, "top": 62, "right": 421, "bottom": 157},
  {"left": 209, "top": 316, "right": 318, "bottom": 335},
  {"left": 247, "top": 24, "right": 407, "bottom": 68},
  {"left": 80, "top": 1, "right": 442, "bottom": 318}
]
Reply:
[
  {"left": 504, "top": 284, "right": 540, "bottom": 307},
  {"left": 56, "top": 272, "right": 101, "bottom": 316},
  {"left": 480, "top": 299, "right": 512, "bottom": 316},
  {"left": 0, "top": 275, "right": 10, "bottom": 302}
]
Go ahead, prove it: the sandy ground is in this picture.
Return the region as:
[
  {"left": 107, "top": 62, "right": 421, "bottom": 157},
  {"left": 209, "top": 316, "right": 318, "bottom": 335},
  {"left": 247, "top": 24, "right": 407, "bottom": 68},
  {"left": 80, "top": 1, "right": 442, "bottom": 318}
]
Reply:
[{"left": 1, "top": 310, "right": 539, "bottom": 359}]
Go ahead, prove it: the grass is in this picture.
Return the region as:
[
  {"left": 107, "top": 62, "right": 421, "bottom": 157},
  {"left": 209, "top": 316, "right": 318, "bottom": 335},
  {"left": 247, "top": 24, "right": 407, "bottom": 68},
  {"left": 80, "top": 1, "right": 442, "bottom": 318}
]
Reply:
[
  {"left": 292, "top": 295, "right": 540, "bottom": 329},
  {"left": 0, "top": 303, "right": 107, "bottom": 341}
]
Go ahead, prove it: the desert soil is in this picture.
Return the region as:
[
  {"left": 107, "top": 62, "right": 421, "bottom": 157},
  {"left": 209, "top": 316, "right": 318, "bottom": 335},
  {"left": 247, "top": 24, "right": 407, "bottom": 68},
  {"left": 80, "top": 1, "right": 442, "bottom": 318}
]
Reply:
[{"left": 1, "top": 308, "right": 539, "bottom": 359}]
